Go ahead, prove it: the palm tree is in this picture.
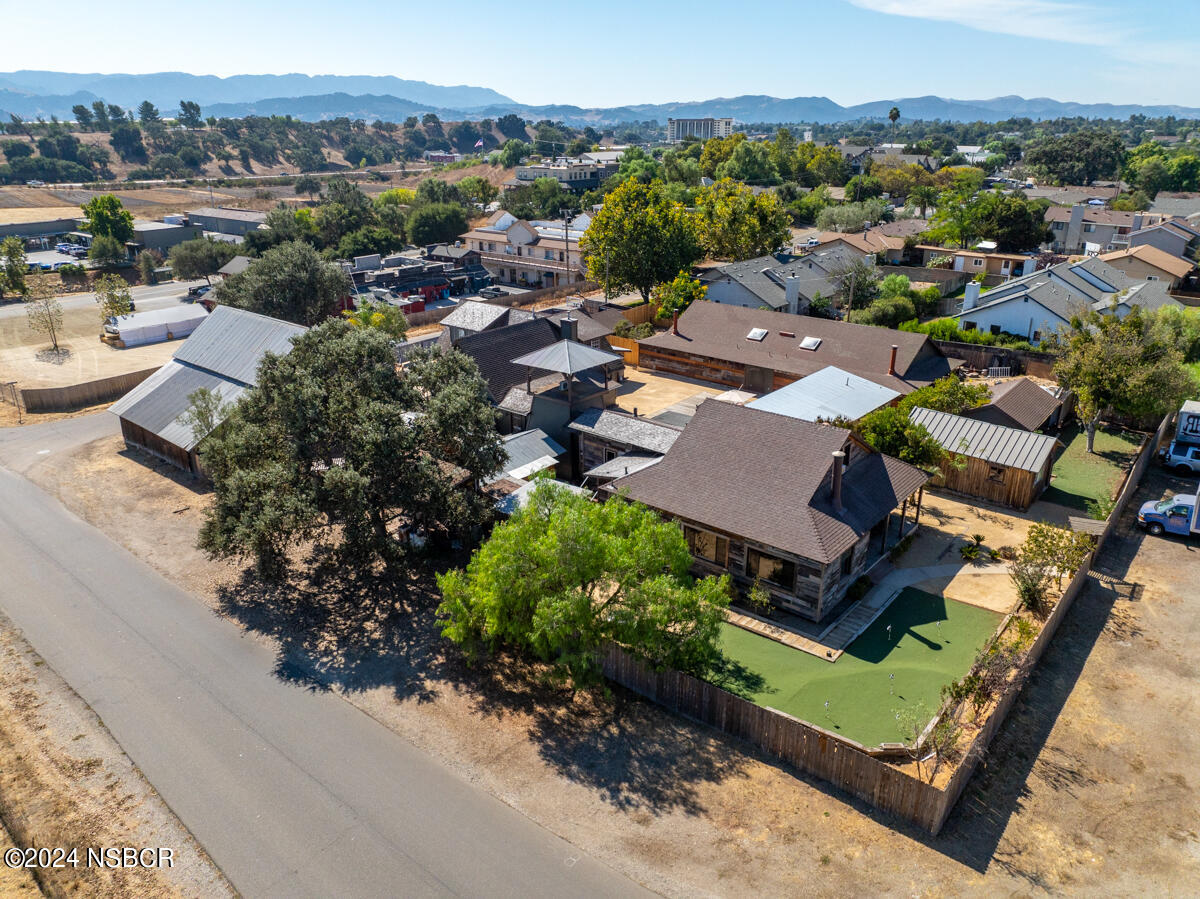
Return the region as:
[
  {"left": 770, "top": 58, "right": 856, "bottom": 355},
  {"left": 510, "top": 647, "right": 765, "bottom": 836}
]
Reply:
[
  {"left": 910, "top": 184, "right": 938, "bottom": 218},
  {"left": 888, "top": 106, "right": 900, "bottom": 146}
]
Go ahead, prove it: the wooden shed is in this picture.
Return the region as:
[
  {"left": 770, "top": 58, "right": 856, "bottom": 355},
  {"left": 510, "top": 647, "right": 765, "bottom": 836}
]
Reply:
[{"left": 909, "top": 407, "right": 1061, "bottom": 510}]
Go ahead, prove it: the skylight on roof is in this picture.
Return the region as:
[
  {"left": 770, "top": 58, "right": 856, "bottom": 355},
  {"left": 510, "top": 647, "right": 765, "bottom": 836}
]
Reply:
[
  {"left": 746, "top": 328, "right": 768, "bottom": 342},
  {"left": 799, "top": 336, "right": 822, "bottom": 350}
]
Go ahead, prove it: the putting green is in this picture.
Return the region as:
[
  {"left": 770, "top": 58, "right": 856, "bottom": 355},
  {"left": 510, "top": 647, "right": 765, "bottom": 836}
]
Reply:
[{"left": 718, "top": 588, "right": 1002, "bottom": 747}]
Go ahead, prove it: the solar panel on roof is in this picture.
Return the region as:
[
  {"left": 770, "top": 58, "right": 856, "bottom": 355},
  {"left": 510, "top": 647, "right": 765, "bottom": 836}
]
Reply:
[{"left": 746, "top": 328, "right": 768, "bottom": 341}]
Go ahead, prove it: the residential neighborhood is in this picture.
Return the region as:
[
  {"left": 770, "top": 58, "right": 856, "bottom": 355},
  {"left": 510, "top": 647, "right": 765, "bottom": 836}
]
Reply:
[{"left": 0, "top": 5, "right": 1199, "bottom": 897}]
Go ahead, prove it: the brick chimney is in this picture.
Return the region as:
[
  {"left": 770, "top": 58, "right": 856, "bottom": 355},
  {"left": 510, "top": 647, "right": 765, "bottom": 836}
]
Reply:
[
  {"left": 561, "top": 314, "right": 578, "bottom": 342},
  {"left": 671, "top": 309, "right": 679, "bottom": 335},
  {"left": 831, "top": 451, "right": 845, "bottom": 514},
  {"left": 888, "top": 344, "right": 898, "bottom": 377}
]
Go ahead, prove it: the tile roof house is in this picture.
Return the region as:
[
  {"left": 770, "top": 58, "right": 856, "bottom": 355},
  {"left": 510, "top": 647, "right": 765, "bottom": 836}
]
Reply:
[
  {"left": 109, "top": 306, "right": 305, "bottom": 476},
  {"left": 638, "top": 301, "right": 960, "bottom": 394},
  {"left": 954, "top": 257, "right": 1183, "bottom": 343},
  {"left": 909, "top": 407, "right": 1061, "bottom": 509},
  {"left": 808, "top": 230, "right": 906, "bottom": 263},
  {"left": 1126, "top": 219, "right": 1200, "bottom": 260},
  {"left": 963, "top": 378, "right": 1066, "bottom": 432},
  {"left": 608, "top": 400, "right": 928, "bottom": 622}
]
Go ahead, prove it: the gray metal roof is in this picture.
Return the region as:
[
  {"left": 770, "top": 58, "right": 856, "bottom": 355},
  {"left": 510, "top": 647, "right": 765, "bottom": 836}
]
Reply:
[
  {"left": 173, "top": 305, "right": 305, "bottom": 386},
  {"left": 440, "top": 300, "right": 511, "bottom": 333},
  {"left": 109, "top": 360, "right": 249, "bottom": 451},
  {"left": 908, "top": 407, "right": 1059, "bottom": 473},
  {"left": 568, "top": 408, "right": 681, "bottom": 454},
  {"left": 510, "top": 339, "right": 620, "bottom": 375},
  {"left": 747, "top": 365, "right": 899, "bottom": 422},
  {"left": 217, "top": 255, "right": 252, "bottom": 276},
  {"left": 500, "top": 428, "right": 565, "bottom": 476},
  {"left": 583, "top": 451, "right": 662, "bottom": 479},
  {"left": 109, "top": 305, "right": 209, "bottom": 332}
]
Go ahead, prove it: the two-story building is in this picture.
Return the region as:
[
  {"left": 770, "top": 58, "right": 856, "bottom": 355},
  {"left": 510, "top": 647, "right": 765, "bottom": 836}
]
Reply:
[
  {"left": 608, "top": 400, "right": 928, "bottom": 623},
  {"left": 509, "top": 157, "right": 620, "bottom": 194},
  {"left": 460, "top": 211, "right": 589, "bottom": 289},
  {"left": 1043, "top": 206, "right": 1174, "bottom": 255}
]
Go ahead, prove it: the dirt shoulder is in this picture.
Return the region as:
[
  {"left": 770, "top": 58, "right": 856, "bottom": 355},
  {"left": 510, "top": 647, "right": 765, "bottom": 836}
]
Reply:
[
  {"left": 0, "top": 613, "right": 233, "bottom": 898},
  {"left": 23, "top": 433, "right": 1200, "bottom": 896}
]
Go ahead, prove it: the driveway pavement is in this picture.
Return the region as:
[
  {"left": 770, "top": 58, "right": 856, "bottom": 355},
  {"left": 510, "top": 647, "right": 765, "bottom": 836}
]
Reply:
[{"left": 0, "top": 418, "right": 645, "bottom": 898}]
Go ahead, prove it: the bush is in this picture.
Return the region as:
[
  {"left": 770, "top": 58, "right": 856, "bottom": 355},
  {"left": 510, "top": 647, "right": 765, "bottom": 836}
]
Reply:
[
  {"left": 887, "top": 533, "right": 915, "bottom": 562},
  {"left": 613, "top": 319, "right": 654, "bottom": 339},
  {"left": 846, "top": 575, "right": 873, "bottom": 603}
]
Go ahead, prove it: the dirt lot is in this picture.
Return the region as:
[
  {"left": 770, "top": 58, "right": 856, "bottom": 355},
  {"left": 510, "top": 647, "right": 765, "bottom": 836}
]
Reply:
[
  {"left": 0, "top": 304, "right": 177, "bottom": 389},
  {"left": 19, "top": 427, "right": 1199, "bottom": 896},
  {"left": 0, "top": 613, "right": 233, "bottom": 898}
]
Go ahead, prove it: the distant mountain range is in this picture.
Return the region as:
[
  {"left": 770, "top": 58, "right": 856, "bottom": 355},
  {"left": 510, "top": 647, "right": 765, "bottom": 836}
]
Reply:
[{"left": 2, "top": 70, "right": 1199, "bottom": 126}]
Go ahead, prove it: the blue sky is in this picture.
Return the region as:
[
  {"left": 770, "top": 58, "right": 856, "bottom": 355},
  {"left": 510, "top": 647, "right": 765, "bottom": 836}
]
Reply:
[{"left": 6, "top": 0, "right": 1198, "bottom": 108}]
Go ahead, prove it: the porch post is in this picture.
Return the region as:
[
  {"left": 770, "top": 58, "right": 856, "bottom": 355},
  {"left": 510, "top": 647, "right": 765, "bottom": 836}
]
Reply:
[
  {"left": 914, "top": 486, "right": 924, "bottom": 528},
  {"left": 900, "top": 497, "right": 909, "bottom": 538}
]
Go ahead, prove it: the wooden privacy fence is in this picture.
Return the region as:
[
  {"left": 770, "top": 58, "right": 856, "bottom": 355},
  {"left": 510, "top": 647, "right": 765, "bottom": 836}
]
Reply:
[
  {"left": 20, "top": 367, "right": 159, "bottom": 413},
  {"left": 606, "top": 335, "right": 639, "bottom": 366},
  {"left": 602, "top": 645, "right": 954, "bottom": 832},
  {"left": 604, "top": 422, "right": 1167, "bottom": 834},
  {"left": 619, "top": 303, "right": 660, "bottom": 326}
]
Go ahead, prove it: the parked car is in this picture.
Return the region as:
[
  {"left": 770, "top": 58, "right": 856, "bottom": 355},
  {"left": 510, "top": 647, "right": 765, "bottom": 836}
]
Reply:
[
  {"left": 186, "top": 285, "right": 211, "bottom": 300},
  {"left": 1137, "top": 493, "right": 1200, "bottom": 538},
  {"left": 478, "top": 287, "right": 507, "bottom": 298},
  {"left": 1159, "top": 441, "right": 1200, "bottom": 475}
]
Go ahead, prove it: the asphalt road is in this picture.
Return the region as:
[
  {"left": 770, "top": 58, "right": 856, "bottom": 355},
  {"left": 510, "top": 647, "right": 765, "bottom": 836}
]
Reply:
[
  {"left": 0, "top": 419, "right": 645, "bottom": 898},
  {"left": 0, "top": 279, "right": 207, "bottom": 320}
]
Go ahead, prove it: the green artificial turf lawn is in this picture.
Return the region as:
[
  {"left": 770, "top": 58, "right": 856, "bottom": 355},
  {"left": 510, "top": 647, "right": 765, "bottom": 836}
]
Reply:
[
  {"left": 1042, "top": 425, "right": 1143, "bottom": 511},
  {"left": 717, "top": 589, "right": 1002, "bottom": 747}
]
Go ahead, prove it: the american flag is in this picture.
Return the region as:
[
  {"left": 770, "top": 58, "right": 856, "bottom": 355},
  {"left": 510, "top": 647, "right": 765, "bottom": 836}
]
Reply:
[{"left": 474, "top": 139, "right": 484, "bottom": 148}]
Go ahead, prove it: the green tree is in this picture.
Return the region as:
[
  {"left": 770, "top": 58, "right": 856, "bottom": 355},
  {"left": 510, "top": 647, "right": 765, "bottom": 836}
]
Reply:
[
  {"left": 437, "top": 481, "right": 731, "bottom": 687},
  {"left": 24, "top": 275, "right": 63, "bottom": 353},
  {"left": 496, "top": 114, "right": 527, "bottom": 140},
  {"left": 137, "top": 249, "right": 160, "bottom": 284},
  {"left": 294, "top": 174, "right": 322, "bottom": 200},
  {"left": 715, "top": 140, "right": 779, "bottom": 185},
  {"left": 888, "top": 106, "right": 900, "bottom": 144},
  {"left": 90, "top": 101, "right": 110, "bottom": 131},
  {"left": 500, "top": 177, "right": 577, "bottom": 219},
  {"left": 0, "top": 236, "right": 27, "bottom": 299},
  {"left": 1024, "top": 131, "right": 1126, "bottom": 185},
  {"left": 651, "top": 270, "right": 707, "bottom": 322},
  {"left": 137, "top": 101, "right": 160, "bottom": 125},
  {"left": 178, "top": 100, "right": 203, "bottom": 130},
  {"left": 87, "top": 234, "right": 126, "bottom": 268},
  {"left": 71, "top": 104, "right": 94, "bottom": 130},
  {"left": 167, "top": 237, "right": 238, "bottom": 285},
  {"left": 199, "top": 326, "right": 503, "bottom": 576},
  {"left": 406, "top": 202, "right": 468, "bottom": 246},
  {"left": 909, "top": 184, "right": 939, "bottom": 217},
  {"left": 1051, "top": 308, "right": 1194, "bottom": 452},
  {"left": 81, "top": 194, "right": 134, "bottom": 243},
  {"left": 970, "top": 191, "right": 1052, "bottom": 252},
  {"left": 693, "top": 179, "right": 791, "bottom": 261},
  {"left": 699, "top": 133, "right": 746, "bottom": 179},
  {"left": 493, "top": 138, "right": 529, "bottom": 168},
  {"left": 94, "top": 272, "right": 133, "bottom": 322},
  {"left": 215, "top": 240, "right": 348, "bottom": 326},
  {"left": 342, "top": 298, "right": 408, "bottom": 339},
  {"left": 844, "top": 174, "right": 883, "bottom": 203},
  {"left": 856, "top": 406, "right": 945, "bottom": 471},
  {"left": 456, "top": 175, "right": 499, "bottom": 209},
  {"left": 848, "top": 295, "right": 917, "bottom": 328},
  {"left": 580, "top": 179, "right": 701, "bottom": 302}
]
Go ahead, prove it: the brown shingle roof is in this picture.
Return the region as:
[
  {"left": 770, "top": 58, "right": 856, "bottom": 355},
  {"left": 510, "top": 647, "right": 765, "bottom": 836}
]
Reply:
[
  {"left": 639, "top": 301, "right": 957, "bottom": 393},
  {"left": 609, "top": 401, "right": 927, "bottom": 564},
  {"left": 1099, "top": 244, "right": 1194, "bottom": 280},
  {"left": 964, "top": 378, "right": 1062, "bottom": 432}
]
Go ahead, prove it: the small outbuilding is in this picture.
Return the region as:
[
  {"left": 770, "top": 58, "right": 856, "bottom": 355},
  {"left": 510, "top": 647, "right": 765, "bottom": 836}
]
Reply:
[
  {"left": 102, "top": 305, "right": 209, "bottom": 348},
  {"left": 963, "top": 377, "right": 1066, "bottom": 432},
  {"left": 909, "top": 407, "right": 1061, "bottom": 509}
]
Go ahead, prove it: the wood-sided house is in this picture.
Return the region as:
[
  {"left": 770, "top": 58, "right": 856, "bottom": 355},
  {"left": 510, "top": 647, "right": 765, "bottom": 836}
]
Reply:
[{"left": 608, "top": 400, "right": 928, "bottom": 623}]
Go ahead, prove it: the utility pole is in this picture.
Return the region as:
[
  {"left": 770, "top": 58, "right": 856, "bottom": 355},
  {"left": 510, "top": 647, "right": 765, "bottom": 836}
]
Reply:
[{"left": 560, "top": 206, "right": 571, "bottom": 289}]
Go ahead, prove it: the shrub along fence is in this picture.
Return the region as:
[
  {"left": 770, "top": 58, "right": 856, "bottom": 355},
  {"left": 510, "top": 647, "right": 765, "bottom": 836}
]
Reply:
[
  {"left": 932, "top": 340, "right": 1058, "bottom": 378},
  {"left": 606, "top": 418, "right": 1166, "bottom": 834}
]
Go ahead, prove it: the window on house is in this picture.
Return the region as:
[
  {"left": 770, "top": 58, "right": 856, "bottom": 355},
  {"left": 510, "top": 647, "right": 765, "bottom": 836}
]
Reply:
[
  {"left": 990, "top": 324, "right": 1002, "bottom": 335},
  {"left": 1083, "top": 223, "right": 1096, "bottom": 233},
  {"left": 684, "top": 526, "right": 728, "bottom": 566},
  {"left": 1001, "top": 260, "right": 1011, "bottom": 272},
  {"left": 1147, "top": 275, "right": 1160, "bottom": 281},
  {"left": 1053, "top": 221, "right": 1064, "bottom": 230},
  {"left": 987, "top": 465, "right": 1006, "bottom": 483},
  {"left": 602, "top": 446, "right": 619, "bottom": 462},
  {"left": 1032, "top": 330, "right": 1041, "bottom": 341},
  {"left": 840, "top": 550, "right": 854, "bottom": 577},
  {"left": 972, "top": 258, "right": 983, "bottom": 267},
  {"left": 746, "top": 547, "right": 796, "bottom": 589},
  {"left": 963, "top": 321, "right": 977, "bottom": 331}
]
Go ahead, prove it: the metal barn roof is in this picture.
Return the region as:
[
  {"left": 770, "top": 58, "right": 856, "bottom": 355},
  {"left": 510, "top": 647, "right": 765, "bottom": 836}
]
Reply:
[
  {"left": 173, "top": 305, "right": 305, "bottom": 385},
  {"left": 109, "top": 360, "right": 249, "bottom": 451},
  {"left": 747, "top": 366, "right": 900, "bottom": 422},
  {"left": 908, "top": 407, "right": 1060, "bottom": 473}
]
